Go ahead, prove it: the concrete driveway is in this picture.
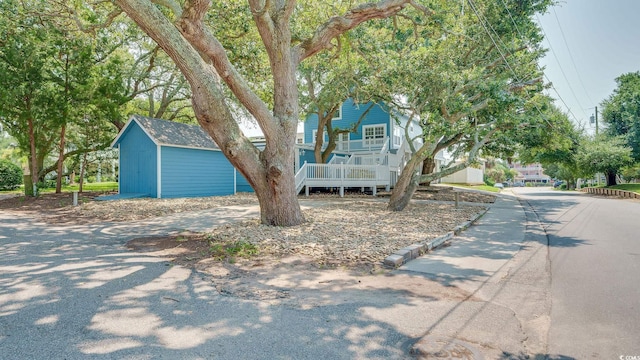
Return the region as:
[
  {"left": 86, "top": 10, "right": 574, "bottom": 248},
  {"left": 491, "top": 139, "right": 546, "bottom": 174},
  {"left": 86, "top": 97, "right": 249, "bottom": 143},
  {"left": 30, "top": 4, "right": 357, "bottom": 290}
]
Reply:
[{"left": 0, "top": 194, "right": 550, "bottom": 359}]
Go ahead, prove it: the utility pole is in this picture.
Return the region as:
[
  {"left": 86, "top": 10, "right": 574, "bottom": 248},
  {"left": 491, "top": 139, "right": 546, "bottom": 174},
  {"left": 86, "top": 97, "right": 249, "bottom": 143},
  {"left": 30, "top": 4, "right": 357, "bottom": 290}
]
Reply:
[
  {"left": 590, "top": 107, "right": 600, "bottom": 136},
  {"left": 595, "top": 106, "right": 599, "bottom": 136}
]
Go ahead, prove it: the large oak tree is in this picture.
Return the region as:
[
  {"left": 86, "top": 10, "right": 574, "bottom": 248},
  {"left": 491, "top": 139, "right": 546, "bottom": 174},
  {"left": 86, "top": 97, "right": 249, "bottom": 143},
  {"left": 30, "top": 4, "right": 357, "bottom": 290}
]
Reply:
[{"left": 94, "top": 0, "right": 431, "bottom": 226}]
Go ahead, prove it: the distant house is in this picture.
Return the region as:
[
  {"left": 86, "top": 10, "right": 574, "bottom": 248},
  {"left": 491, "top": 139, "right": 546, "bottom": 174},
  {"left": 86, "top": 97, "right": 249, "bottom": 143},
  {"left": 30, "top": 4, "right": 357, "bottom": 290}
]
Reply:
[
  {"left": 509, "top": 162, "right": 550, "bottom": 184},
  {"left": 111, "top": 115, "right": 253, "bottom": 199}
]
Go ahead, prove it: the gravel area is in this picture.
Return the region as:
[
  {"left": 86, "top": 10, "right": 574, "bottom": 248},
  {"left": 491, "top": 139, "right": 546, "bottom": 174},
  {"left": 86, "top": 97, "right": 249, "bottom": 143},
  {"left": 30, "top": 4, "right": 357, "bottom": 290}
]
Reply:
[
  {"left": 2, "top": 188, "right": 492, "bottom": 267},
  {"left": 61, "top": 192, "right": 258, "bottom": 222},
  {"left": 205, "top": 200, "right": 485, "bottom": 266}
]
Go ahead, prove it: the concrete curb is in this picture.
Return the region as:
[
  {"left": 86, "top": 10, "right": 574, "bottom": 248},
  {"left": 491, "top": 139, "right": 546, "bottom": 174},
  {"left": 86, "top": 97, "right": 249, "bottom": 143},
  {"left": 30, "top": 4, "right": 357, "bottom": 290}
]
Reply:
[
  {"left": 383, "top": 207, "right": 490, "bottom": 268},
  {"left": 582, "top": 187, "right": 640, "bottom": 199}
]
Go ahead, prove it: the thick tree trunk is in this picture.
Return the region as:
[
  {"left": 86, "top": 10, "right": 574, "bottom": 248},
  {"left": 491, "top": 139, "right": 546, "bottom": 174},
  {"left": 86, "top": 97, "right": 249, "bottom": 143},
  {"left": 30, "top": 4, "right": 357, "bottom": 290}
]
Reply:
[
  {"left": 605, "top": 171, "right": 617, "bottom": 186},
  {"left": 116, "top": 0, "right": 305, "bottom": 226},
  {"left": 420, "top": 157, "right": 437, "bottom": 186},
  {"left": 55, "top": 124, "right": 67, "bottom": 193},
  {"left": 388, "top": 155, "right": 423, "bottom": 211},
  {"left": 27, "top": 117, "right": 38, "bottom": 196}
]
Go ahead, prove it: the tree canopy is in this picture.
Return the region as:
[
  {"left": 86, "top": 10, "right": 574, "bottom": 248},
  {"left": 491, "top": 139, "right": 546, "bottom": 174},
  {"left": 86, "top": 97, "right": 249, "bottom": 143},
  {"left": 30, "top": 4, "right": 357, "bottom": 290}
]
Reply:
[
  {"left": 601, "top": 71, "right": 640, "bottom": 162},
  {"left": 576, "top": 136, "right": 633, "bottom": 186}
]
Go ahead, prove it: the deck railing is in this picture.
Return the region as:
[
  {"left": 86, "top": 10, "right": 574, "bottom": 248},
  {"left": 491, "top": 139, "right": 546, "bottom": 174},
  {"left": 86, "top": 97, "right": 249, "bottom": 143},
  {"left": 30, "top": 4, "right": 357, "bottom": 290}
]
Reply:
[
  {"left": 311, "top": 136, "right": 389, "bottom": 153},
  {"left": 296, "top": 162, "right": 390, "bottom": 196},
  {"left": 295, "top": 162, "right": 307, "bottom": 194}
]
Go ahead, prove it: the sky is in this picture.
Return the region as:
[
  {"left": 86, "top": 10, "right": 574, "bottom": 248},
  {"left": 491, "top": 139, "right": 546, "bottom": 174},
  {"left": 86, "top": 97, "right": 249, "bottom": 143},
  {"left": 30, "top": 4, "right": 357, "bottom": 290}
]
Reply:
[{"left": 537, "top": 0, "right": 640, "bottom": 132}]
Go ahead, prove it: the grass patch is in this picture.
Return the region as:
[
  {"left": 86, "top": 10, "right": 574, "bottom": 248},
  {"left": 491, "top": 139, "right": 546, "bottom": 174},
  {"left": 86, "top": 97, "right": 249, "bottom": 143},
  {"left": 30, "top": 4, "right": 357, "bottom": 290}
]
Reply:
[
  {"left": 608, "top": 183, "right": 640, "bottom": 193},
  {"left": 208, "top": 239, "right": 259, "bottom": 262},
  {"left": 35, "top": 182, "right": 119, "bottom": 193},
  {"left": 1, "top": 182, "right": 118, "bottom": 196},
  {"left": 442, "top": 183, "right": 502, "bottom": 193},
  {"left": 0, "top": 187, "right": 23, "bottom": 195},
  {"left": 62, "top": 182, "right": 119, "bottom": 192}
]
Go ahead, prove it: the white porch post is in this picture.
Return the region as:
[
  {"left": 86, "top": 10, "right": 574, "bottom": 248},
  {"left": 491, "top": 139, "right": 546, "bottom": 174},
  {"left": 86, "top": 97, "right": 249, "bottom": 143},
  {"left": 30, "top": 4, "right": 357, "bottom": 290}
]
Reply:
[{"left": 340, "top": 163, "right": 344, "bottom": 197}]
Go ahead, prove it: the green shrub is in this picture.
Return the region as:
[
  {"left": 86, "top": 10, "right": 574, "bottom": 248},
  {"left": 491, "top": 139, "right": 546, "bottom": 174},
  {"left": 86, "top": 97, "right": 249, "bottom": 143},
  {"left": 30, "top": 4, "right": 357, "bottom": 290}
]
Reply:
[
  {"left": 483, "top": 175, "right": 495, "bottom": 186},
  {"left": 560, "top": 184, "right": 567, "bottom": 190},
  {"left": 0, "top": 160, "right": 23, "bottom": 190},
  {"left": 36, "top": 180, "right": 57, "bottom": 189}
]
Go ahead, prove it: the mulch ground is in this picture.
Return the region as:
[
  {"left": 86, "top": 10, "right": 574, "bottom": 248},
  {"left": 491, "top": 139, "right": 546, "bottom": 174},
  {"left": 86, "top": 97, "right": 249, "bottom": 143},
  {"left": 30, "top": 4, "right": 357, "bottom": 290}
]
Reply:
[{"left": 0, "top": 187, "right": 496, "bottom": 271}]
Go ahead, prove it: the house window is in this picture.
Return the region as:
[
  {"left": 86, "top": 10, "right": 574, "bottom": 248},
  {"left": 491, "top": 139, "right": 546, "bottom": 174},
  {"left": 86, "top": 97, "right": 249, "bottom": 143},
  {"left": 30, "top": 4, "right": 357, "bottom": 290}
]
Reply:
[
  {"left": 336, "top": 132, "right": 349, "bottom": 151},
  {"left": 393, "top": 127, "right": 402, "bottom": 147},
  {"left": 332, "top": 105, "right": 342, "bottom": 120},
  {"left": 363, "top": 124, "right": 386, "bottom": 146}
]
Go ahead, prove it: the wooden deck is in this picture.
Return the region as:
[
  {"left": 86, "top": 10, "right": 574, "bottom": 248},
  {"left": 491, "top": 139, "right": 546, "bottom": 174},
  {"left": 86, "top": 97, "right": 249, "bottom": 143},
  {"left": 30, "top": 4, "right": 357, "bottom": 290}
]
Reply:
[{"left": 296, "top": 162, "right": 391, "bottom": 196}]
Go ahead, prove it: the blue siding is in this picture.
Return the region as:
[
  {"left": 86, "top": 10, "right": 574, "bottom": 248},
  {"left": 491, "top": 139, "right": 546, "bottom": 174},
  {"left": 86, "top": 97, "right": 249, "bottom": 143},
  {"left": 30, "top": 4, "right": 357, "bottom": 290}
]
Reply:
[
  {"left": 299, "top": 150, "right": 318, "bottom": 166},
  {"left": 235, "top": 170, "right": 254, "bottom": 193},
  {"left": 160, "top": 147, "right": 235, "bottom": 198},
  {"left": 117, "top": 122, "right": 157, "bottom": 197},
  {"left": 304, "top": 99, "right": 391, "bottom": 143}
]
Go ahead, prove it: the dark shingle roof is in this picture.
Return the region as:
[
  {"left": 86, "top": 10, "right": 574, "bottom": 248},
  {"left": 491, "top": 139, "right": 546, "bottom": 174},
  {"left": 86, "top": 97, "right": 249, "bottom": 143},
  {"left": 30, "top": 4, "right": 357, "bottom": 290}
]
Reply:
[{"left": 131, "top": 115, "right": 218, "bottom": 150}]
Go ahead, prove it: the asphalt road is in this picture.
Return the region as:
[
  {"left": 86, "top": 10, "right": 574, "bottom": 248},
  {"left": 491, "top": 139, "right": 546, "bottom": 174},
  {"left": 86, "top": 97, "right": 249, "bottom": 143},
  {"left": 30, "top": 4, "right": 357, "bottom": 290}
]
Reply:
[{"left": 514, "top": 187, "right": 640, "bottom": 359}]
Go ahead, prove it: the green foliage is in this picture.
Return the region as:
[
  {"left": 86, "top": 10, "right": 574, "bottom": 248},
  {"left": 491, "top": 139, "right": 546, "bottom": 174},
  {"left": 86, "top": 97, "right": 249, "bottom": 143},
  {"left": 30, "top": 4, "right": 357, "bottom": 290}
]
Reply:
[
  {"left": 0, "top": 159, "right": 22, "bottom": 190},
  {"left": 620, "top": 164, "right": 640, "bottom": 182},
  {"left": 601, "top": 71, "right": 640, "bottom": 161},
  {"left": 484, "top": 159, "right": 516, "bottom": 184},
  {"left": 379, "top": 0, "right": 553, "bottom": 185},
  {"left": 576, "top": 136, "right": 633, "bottom": 185},
  {"left": 0, "top": 0, "right": 119, "bottom": 186},
  {"left": 483, "top": 175, "right": 495, "bottom": 187}
]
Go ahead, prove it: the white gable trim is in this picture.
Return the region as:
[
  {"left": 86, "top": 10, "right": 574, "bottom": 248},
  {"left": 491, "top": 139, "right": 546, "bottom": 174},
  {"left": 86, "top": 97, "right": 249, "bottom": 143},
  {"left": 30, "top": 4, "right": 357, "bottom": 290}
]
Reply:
[{"left": 110, "top": 116, "right": 160, "bottom": 148}]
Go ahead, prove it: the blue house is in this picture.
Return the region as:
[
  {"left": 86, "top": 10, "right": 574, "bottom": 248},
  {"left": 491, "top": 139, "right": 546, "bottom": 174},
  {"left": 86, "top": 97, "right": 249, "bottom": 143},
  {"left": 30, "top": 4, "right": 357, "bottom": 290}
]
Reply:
[
  {"left": 294, "top": 98, "right": 430, "bottom": 195},
  {"left": 111, "top": 115, "right": 253, "bottom": 199},
  {"left": 301, "top": 98, "right": 422, "bottom": 158}
]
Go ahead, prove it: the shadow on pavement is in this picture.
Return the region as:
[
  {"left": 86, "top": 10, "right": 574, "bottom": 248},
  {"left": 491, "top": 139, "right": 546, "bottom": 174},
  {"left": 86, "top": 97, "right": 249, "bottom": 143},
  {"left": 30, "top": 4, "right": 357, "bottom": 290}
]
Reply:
[{"left": 0, "top": 212, "right": 460, "bottom": 359}]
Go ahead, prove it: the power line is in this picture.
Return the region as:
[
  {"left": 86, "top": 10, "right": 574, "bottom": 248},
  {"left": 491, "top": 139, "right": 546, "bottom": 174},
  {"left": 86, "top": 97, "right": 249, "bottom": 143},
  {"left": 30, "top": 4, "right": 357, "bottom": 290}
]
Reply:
[
  {"left": 552, "top": 7, "right": 595, "bottom": 106},
  {"left": 535, "top": 13, "right": 588, "bottom": 121},
  {"left": 496, "top": 0, "right": 582, "bottom": 123},
  {"left": 466, "top": 0, "right": 557, "bottom": 126}
]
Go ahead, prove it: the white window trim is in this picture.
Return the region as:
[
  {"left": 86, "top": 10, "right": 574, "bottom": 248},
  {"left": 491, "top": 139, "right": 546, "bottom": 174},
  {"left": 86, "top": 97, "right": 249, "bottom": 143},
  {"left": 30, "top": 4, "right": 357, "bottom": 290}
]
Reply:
[
  {"left": 336, "top": 132, "right": 350, "bottom": 151},
  {"left": 332, "top": 105, "right": 342, "bottom": 120},
  {"left": 362, "top": 124, "right": 386, "bottom": 146}
]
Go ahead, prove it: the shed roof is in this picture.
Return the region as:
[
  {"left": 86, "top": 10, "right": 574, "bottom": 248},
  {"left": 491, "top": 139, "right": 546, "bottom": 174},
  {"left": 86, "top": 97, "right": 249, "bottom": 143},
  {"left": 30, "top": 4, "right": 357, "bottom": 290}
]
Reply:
[{"left": 112, "top": 115, "right": 219, "bottom": 150}]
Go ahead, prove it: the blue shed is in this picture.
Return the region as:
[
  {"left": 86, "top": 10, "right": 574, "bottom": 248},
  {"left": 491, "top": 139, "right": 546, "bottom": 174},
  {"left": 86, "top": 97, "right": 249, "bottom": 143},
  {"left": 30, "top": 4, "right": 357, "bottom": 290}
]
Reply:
[{"left": 111, "top": 115, "right": 253, "bottom": 198}]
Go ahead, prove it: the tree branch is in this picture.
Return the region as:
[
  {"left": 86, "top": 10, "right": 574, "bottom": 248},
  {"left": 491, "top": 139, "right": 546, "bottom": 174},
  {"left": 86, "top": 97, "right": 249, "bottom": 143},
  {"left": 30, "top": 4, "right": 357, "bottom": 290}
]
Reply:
[
  {"left": 296, "top": 0, "right": 431, "bottom": 62},
  {"left": 178, "top": 0, "right": 275, "bottom": 132}
]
